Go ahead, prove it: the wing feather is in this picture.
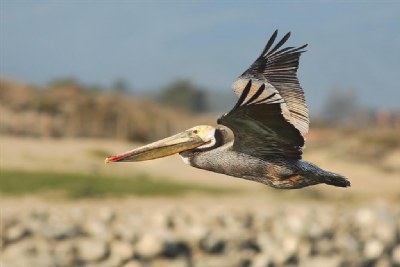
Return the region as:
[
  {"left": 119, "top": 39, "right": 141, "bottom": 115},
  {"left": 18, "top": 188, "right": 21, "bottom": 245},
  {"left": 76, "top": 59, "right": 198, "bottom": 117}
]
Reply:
[
  {"left": 218, "top": 81, "right": 304, "bottom": 160},
  {"left": 221, "top": 31, "right": 309, "bottom": 159},
  {"left": 232, "top": 30, "right": 309, "bottom": 136},
  {"left": 260, "top": 29, "right": 278, "bottom": 56},
  {"left": 267, "top": 32, "right": 291, "bottom": 56}
]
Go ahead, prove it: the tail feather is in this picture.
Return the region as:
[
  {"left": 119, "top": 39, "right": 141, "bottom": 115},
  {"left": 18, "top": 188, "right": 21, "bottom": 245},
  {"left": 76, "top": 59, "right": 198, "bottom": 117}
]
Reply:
[
  {"left": 322, "top": 173, "right": 351, "bottom": 188},
  {"left": 299, "top": 161, "right": 350, "bottom": 188}
]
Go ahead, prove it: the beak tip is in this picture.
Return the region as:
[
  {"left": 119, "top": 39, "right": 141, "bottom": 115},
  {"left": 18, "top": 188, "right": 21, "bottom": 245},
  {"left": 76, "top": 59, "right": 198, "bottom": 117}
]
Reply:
[{"left": 105, "top": 157, "right": 112, "bottom": 164}]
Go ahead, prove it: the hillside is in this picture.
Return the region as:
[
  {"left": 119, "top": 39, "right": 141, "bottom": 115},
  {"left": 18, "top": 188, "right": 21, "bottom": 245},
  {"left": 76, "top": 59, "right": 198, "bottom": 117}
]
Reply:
[{"left": 0, "top": 78, "right": 215, "bottom": 142}]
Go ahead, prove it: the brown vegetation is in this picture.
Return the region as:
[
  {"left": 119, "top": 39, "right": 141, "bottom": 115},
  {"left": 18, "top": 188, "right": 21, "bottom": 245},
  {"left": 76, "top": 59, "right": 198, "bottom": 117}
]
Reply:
[{"left": 0, "top": 78, "right": 214, "bottom": 142}]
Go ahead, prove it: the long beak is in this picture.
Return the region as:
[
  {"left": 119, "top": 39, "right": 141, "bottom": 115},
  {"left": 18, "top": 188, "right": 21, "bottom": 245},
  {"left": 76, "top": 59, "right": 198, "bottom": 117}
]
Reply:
[{"left": 105, "top": 131, "right": 206, "bottom": 163}]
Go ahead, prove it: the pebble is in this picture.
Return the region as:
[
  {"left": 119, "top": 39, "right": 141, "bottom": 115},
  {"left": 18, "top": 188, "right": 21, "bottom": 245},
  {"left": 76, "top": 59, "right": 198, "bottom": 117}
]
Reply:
[
  {"left": 374, "top": 257, "right": 392, "bottom": 267},
  {"left": 5, "top": 224, "right": 29, "bottom": 243},
  {"left": 76, "top": 239, "right": 108, "bottom": 262},
  {"left": 1, "top": 203, "right": 399, "bottom": 267},
  {"left": 149, "top": 258, "right": 188, "bottom": 267},
  {"left": 251, "top": 253, "right": 272, "bottom": 267},
  {"left": 363, "top": 239, "right": 384, "bottom": 260},
  {"left": 53, "top": 240, "right": 76, "bottom": 266},
  {"left": 199, "top": 233, "right": 225, "bottom": 254},
  {"left": 392, "top": 245, "right": 400, "bottom": 264},
  {"left": 110, "top": 240, "right": 134, "bottom": 262},
  {"left": 84, "top": 220, "right": 112, "bottom": 241},
  {"left": 135, "top": 234, "right": 164, "bottom": 259},
  {"left": 300, "top": 256, "right": 342, "bottom": 267},
  {"left": 123, "top": 261, "right": 143, "bottom": 267}
]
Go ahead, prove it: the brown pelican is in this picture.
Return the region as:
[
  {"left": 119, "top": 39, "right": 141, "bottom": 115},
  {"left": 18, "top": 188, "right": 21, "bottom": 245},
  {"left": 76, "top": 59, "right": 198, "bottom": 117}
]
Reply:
[{"left": 105, "top": 30, "right": 350, "bottom": 189}]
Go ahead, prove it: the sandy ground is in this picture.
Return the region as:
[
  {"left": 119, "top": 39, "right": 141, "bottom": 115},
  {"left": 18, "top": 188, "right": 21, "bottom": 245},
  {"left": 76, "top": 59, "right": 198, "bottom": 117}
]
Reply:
[{"left": 1, "top": 134, "right": 400, "bottom": 202}]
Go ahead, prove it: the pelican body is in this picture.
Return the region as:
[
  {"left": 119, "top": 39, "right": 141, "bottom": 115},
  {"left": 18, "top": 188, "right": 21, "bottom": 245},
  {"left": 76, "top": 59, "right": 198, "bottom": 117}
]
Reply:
[
  {"left": 178, "top": 128, "right": 348, "bottom": 189},
  {"left": 106, "top": 30, "right": 350, "bottom": 189}
]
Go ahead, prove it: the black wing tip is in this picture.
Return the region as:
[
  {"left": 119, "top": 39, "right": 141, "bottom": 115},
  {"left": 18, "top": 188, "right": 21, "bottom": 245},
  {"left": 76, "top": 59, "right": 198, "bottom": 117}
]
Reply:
[
  {"left": 267, "top": 31, "right": 291, "bottom": 55},
  {"left": 261, "top": 30, "right": 279, "bottom": 56},
  {"left": 259, "top": 30, "right": 308, "bottom": 60},
  {"left": 262, "top": 30, "right": 292, "bottom": 57},
  {"left": 298, "top": 43, "right": 308, "bottom": 52},
  {"left": 243, "top": 83, "right": 265, "bottom": 106},
  {"left": 232, "top": 80, "right": 252, "bottom": 111},
  {"left": 270, "top": 29, "right": 290, "bottom": 36}
]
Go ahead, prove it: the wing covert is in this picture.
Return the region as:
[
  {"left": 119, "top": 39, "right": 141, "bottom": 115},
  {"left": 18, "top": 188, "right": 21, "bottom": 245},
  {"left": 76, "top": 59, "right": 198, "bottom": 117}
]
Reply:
[{"left": 218, "top": 80, "right": 304, "bottom": 160}]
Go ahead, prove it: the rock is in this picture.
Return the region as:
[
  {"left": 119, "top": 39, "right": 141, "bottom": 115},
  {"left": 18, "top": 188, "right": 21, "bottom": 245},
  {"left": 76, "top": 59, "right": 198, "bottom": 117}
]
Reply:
[
  {"left": 297, "top": 240, "right": 312, "bottom": 261},
  {"left": 149, "top": 258, "right": 188, "bottom": 267},
  {"left": 392, "top": 245, "right": 400, "bottom": 264},
  {"left": 98, "top": 208, "right": 116, "bottom": 224},
  {"left": 70, "top": 207, "right": 86, "bottom": 222},
  {"left": 282, "top": 236, "right": 299, "bottom": 256},
  {"left": 255, "top": 232, "right": 273, "bottom": 251},
  {"left": 110, "top": 240, "right": 134, "bottom": 262},
  {"left": 334, "top": 234, "right": 359, "bottom": 254},
  {"left": 5, "top": 224, "right": 29, "bottom": 243},
  {"left": 2, "top": 238, "right": 54, "bottom": 267},
  {"left": 307, "top": 223, "right": 325, "bottom": 239},
  {"left": 164, "top": 240, "right": 191, "bottom": 258},
  {"left": 84, "top": 220, "right": 112, "bottom": 241},
  {"left": 1, "top": 213, "right": 17, "bottom": 233},
  {"left": 374, "top": 256, "right": 391, "bottom": 267},
  {"left": 150, "top": 212, "right": 171, "bottom": 229},
  {"left": 1, "top": 200, "right": 399, "bottom": 267},
  {"left": 53, "top": 240, "right": 77, "bottom": 267},
  {"left": 199, "top": 233, "right": 225, "bottom": 254},
  {"left": 285, "top": 214, "right": 305, "bottom": 235},
  {"left": 113, "top": 220, "right": 139, "bottom": 242},
  {"left": 356, "top": 208, "right": 375, "bottom": 227},
  {"left": 239, "top": 237, "right": 261, "bottom": 254},
  {"left": 193, "top": 255, "right": 238, "bottom": 267},
  {"left": 374, "top": 221, "right": 397, "bottom": 245},
  {"left": 271, "top": 249, "right": 291, "bottom": 266},
  {"left": 251, "top": 253, "right": 272, "bottom": 267},
  {"left": 363, "top": 239, "right": 384, "bottom": 260},
  {"left": 300, "top": 256, "right": 342, "bottom": 267},
  {"left": 93, "top": 240, "right": 133, "bottom": 267},
  {"left": 34, "top": 211, "right": 82, "bottom": 240},
  {"left": 179, "top": 223, "right": 208, "bottom": 245},
  {"left": 123, "top": 261, "right": 143, "bottom": 267},
  {"left": 2, "top": 238, "right": 37, "bottom": 259},
  {"left": 23, "top": 214, "right": 46, "bottom": 235},
  {"left": 313, "top": 237, "right": 335, "bottom": 255},
  {"left": 76, "top": 239, "right": 108, "bottom": 262},
  {"left": 40, "top": 221, "right": 80, "bottom": 240},
  {"left": 135, "top": 234, "right": 164, "bottom": 259},
  {"left": 2, "top": 253, "right": 55, "bottom": 267}
]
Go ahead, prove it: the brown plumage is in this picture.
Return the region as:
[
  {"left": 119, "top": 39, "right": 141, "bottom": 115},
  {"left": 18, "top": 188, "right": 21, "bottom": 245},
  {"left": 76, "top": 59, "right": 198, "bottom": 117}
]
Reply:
[{"left": 106, "top": 30, "right": 350, "bottom": 189}]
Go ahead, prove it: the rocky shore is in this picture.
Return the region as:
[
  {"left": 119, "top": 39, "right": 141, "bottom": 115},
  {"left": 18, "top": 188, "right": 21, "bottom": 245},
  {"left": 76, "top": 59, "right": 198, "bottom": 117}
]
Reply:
[{"left": 1, "top": 199, "right": 400, "bottom": 267}]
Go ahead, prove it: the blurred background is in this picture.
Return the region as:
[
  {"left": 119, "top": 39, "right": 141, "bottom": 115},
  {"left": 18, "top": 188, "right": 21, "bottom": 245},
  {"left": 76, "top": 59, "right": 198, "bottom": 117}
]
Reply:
[{"left": 1, "top": 2, "right": 400, "bottom": 267}]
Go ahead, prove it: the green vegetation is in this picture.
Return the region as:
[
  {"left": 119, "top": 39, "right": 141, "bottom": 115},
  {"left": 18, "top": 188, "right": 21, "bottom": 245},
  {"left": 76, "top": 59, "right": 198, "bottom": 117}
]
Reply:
[
  {"left": 158, "top": 79, "right": 208, "bottom": 113},
  {"left": 0, "top": 170, "right": 231, "bottom": 199}
]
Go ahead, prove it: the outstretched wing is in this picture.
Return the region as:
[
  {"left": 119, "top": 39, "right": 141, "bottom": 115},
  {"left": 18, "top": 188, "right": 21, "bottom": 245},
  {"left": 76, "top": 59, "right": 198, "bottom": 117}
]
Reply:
[{"left": 218, "top": 31, "right": 308, "bottom": 160}]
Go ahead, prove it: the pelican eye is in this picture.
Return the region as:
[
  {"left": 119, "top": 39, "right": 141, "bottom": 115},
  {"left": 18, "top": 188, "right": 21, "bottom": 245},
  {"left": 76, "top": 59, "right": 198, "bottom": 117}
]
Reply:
[{"left": 193, "top": 129, "right": 198, "bottom": 134}]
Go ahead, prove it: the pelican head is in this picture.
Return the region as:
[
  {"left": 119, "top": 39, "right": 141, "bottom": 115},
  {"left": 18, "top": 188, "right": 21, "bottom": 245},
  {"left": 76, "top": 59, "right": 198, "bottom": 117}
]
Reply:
[{"left": 105, "top": 125, "right": 216, "bottom": 163}]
